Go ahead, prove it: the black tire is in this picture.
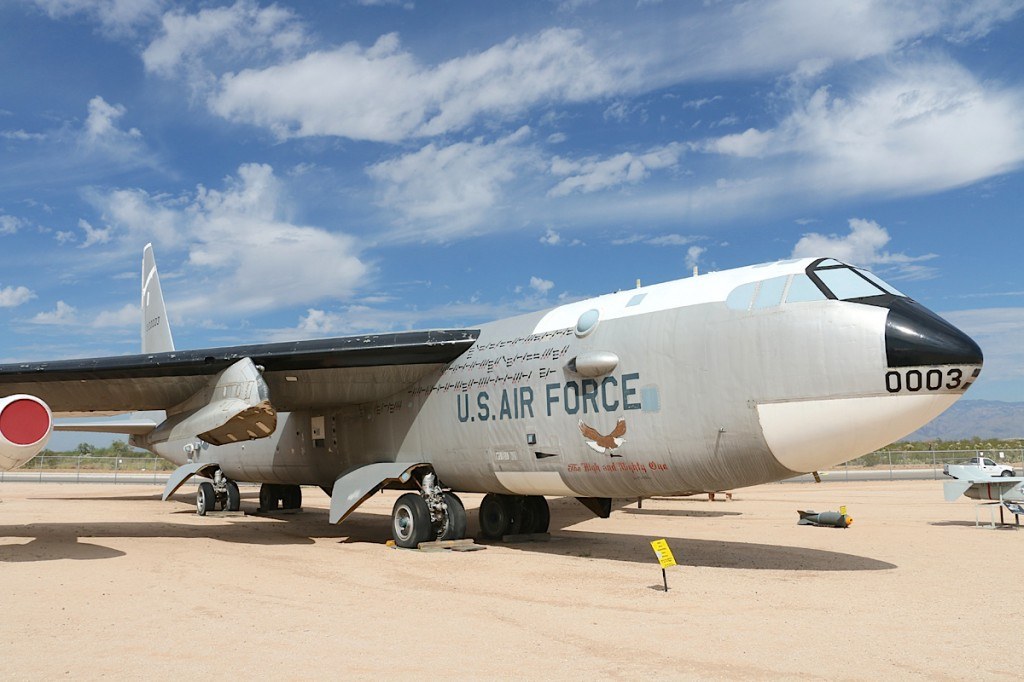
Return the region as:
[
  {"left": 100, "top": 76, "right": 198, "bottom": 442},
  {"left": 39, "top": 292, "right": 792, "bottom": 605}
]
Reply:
[
  {"left": 479, "top": 493, "right": 513, "bottom": 540},
  {"left": 392, "top": 493, "right": 432, "bottom": 548},
  {"left": 259, "top": 483, "right": 278, "bottom": 512},
  {"left": 437, "top": 492, "right": 468, "bottom": 541},
  {"left": 197, "top": 481, "right": 216, "bottom": 516},
  {"left": 1001, "top": 470, "right": 1014, "bottom": 477},
  {"left": 523, "top": 496, "right": 550, "bottom": 534},
  {"left": 225, "top": 480, "right": 241, "bottom": 512},
  {"left": 283, "top": 485, "right": 302, "bottom": 509}
]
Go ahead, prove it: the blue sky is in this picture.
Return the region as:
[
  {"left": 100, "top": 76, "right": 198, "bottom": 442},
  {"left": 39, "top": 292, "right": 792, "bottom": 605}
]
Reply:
[{"left": 2, "top": 0, "right": 1023, "bottom": 412}]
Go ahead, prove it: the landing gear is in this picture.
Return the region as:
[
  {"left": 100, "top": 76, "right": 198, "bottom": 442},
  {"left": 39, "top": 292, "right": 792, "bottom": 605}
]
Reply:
[
  {"left": 196, "top": 481, "right": 216, "bottom": 515},
  {"left": 389, "top": 472, "right": 468, "bottom": 548},
  {"left": 438, "top": 492, "right": 467, "bottom": 541},
  {"left": 392, "top": 493, "right": 432, "bottom": 547},
  {"left": 195, "top": 469, "right": 241, "bottom": 515},
  {"left": 225, "top": 480, "right": 240, "bottom": 512},
  {"left": 478, "top": 494, "right": 550, "bottom": 539},
  {"left": 259, "top": 483, "right": 302, "bottom": 512}
]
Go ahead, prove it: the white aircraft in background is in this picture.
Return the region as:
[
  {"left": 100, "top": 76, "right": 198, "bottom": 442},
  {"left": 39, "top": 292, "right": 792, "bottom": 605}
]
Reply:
[
  {"left": 0, "top": 246, "right": 983, "bottom": 546},
  {"left": 944, "top": 464, "right": 1024, "bottom": 504}
]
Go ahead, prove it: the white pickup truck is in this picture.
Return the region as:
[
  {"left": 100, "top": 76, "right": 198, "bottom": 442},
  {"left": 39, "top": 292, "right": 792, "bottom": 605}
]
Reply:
[{"left": 943, "top": 455, "right": 1016, "bottom": 478}]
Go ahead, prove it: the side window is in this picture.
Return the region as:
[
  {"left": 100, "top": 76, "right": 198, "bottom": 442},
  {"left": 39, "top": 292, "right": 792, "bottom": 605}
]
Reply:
[
  {"left": 726, "top": 282, "right": 757, "bottom": 311},
  {"left": 752, "top": 276, "right": 787, "bottom": 309},
  {"left": 786, "top": 274, "right": 827, "bottom": 303},
  {"left": 983, "top": 458, "right": 995, "bottom": 467}
]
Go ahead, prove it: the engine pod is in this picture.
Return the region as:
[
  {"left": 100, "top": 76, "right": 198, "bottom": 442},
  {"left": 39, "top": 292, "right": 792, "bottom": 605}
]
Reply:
[{"left": 0, "top": 394, "right": 54, "bottom": 471}]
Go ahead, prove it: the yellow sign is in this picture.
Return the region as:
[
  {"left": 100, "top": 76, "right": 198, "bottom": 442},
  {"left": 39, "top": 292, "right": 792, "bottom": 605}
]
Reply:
[
  {"left": 840, "top": 506, "right": 847, "bottom": 515},
  {"left": 650, "top": 539, "right": 677, "bottom": 568}
]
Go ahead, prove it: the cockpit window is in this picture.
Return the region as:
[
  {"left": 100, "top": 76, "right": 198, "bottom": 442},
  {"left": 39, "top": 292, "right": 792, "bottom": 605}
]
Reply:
[
  {"left": 785, "top": 274, "right": 828, "bottom": 303},
  {"left": 725, "top": 259, "right": 904, "bottom": 312},
  {"left": 815, "top": 268, "right": 880, "bottom": 300},
  {"left": 809, "top": 259, "right": 906, "bottom": 301},
  {"left": 752, "top": 276, "right": 787, "bottom": 309},
  {"left": 858, "top": 269, "right": 904, "bottom": 296}
]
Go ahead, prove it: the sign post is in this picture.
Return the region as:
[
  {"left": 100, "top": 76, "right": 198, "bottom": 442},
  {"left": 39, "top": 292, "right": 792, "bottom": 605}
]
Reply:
[{"left": 650, "top": 539, "right": 677, "bottom": 592}]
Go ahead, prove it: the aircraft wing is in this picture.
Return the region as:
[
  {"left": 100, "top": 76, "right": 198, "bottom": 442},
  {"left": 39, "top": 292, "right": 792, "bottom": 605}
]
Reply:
[{"left": 0, "top": 330, "right": 478, "bottom": 415}]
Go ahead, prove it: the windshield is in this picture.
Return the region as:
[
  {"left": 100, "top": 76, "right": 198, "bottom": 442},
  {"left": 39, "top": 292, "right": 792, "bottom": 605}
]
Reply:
[{"left": 808, "top": 260, "right": 905, "bottom": 301}]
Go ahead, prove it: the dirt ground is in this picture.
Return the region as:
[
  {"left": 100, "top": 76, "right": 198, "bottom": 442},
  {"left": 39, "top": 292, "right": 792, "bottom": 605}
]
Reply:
[{"left": 1, "top": 480, "right": 1020, "bottom": 680}]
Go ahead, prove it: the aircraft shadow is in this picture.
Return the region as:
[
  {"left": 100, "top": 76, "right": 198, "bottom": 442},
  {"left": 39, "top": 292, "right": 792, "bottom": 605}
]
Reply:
[
  {"left": 0, "top": 497, "right": 895, "bottom": 571},
  {"left": 620, "top": 508, "right": 742, "bottom": 518},
  {"left": 0, "top": 503, "right": 376, "bottom": 563},
  {"left": 496, "top": 530, "right": 896, "bottom": 571},
  {"left": 928, "top": 520, "right": 1020, "bottom": 530}
]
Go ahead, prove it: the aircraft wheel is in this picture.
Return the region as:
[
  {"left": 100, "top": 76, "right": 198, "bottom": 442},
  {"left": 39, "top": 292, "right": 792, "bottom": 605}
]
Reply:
[
  {"left": 283, "top": 485, "right": 302, "bottom": 509},
  {"left": 523, "top": 495, "right": 550, "bottom": 534},
  {"left": 225, "top": 480, "right": 241, "bottom": 512},
  {"left": 392, "top": 493, "right": 432, "bottom": 548},
  {"left": 259, "top": 483, "right": 279, "bottom": 512},
  {"left": 196, "top": 481, "right": 216, "bottom": 516},
  {"left": 479, "top": 493, "right": 514, "bottom": 540},
  {"left": 437, "top": 492, "right": 467, "bottom": 541}
]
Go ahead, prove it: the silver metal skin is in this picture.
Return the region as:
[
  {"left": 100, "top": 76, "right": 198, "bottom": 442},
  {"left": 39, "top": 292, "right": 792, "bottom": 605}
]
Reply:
[
  {"left": 0, "top": 250, "right": 983, "bottom": 537},
  {"left": 130, "top": 257, "right": 981, "bottom": 507}
]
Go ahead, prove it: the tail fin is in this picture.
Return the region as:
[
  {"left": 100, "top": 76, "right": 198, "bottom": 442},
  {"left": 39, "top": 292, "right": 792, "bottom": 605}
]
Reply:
[
  {"left": 141, "top": 243, "right": 175, "bottom": 354},
  {"left": 943, "top": 479, "right": 973, "bottom": 502}
]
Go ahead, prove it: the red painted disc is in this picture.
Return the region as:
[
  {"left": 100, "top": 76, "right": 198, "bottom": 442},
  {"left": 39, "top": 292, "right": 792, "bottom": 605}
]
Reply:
[{"left": 0, "top": 398, "right": 50, "bottom": 445}]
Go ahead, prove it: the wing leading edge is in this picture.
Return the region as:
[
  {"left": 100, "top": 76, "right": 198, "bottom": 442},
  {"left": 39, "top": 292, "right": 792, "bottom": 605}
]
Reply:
[{"left": 0, "top": 330, "right": 479, "bottom": 414}]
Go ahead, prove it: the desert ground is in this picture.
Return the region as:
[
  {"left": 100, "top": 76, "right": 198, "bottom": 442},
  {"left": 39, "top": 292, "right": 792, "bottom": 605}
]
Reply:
[{"left": 0, "top": 479, "right": 1020, "bottom": 680}]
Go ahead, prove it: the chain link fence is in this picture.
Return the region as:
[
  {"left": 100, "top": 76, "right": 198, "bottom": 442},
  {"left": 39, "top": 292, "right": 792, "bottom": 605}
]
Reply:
[
  {"left": 0, "top": 455, "right": 176, "bottom": 484},
  {"left": 833, "top": 449, "right": 1023, "bottom": 480},
  {"left": 2, "top": 450, "right": 1022, "bottom": 484}
]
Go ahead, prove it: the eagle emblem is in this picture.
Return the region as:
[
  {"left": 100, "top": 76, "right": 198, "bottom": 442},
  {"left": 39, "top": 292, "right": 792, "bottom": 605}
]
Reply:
[{"left": 578, "top": 418, "right": 626, "bottom": 455}]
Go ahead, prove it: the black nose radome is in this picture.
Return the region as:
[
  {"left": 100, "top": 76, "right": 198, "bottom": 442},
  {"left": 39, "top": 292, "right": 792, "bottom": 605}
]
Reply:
[{"left": 884, "top": 298, "right": 983, "bottom": 367}]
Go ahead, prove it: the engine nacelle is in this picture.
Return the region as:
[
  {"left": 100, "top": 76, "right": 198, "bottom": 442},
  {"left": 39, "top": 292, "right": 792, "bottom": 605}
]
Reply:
[{"left": 0, "top": 394, "right": 53, "bottom": 471}]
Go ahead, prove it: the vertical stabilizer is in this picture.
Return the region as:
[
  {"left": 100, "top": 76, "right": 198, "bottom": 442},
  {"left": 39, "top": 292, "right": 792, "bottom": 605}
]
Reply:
[{"left": 141, "top": 243, "right": 175, "bottom": 354}]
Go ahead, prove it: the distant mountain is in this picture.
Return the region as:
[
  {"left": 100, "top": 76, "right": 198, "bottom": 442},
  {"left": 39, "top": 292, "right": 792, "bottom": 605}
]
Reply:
[{"left": 904, "top": 400, "right": 1024, "bottom": 441}]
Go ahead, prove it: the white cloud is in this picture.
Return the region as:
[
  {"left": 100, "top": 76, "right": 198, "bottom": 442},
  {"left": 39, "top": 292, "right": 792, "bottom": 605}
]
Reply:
[
  {"left": 86, "top": 163, "right": 369, "bottom": 317},
  {"left": 549, "top": 142, "right": 684, "bottom": 197},
  {"left": 143, "top": 1, "right": 307, "bottom": 79},
  {"left": 529, "top": 276, "right": 554, "bottom": 295},
  {"left": 683, "top": 96, "right": 722, "bottom": 110},
  {"left": 367, "top": 128, "right": 537, "bottom": 240},
  {"left": 0, "top": 286, "right": 36, "bottom": 308},
  {"left": 91, "top": 303, "right": 137, "bottom": 328},
  {"left": 703, "top": 59, "right": 1024, "bottom": 197},
  {"left": 0, "top": 215, "right": 24, "bottom": 235},
  {"left": 84, "top": 96, "right": 139, "bottom": 143},
  {"left": 76, "top": 96, "right": 154, "bottom": 169},
  {"left": 1, "top": 129, "right": 46, "bottom": 141},
  {"left": 284, "top": 300, "right": 505, "bottom": 340},
  {"left": 31, "top": 300, "right": 77, "bottom": 325},
  {"left": 646, "top": 234, "right": 699, "bottom": 247},
  {"left": 539, "top": 229, "right": 561, "bottom": 245},
  {"left": 792, "top": 218, "right": 937, "bottom": 278},
  {"left": 702, "top": 127, "right": 773, "bottom": 158},
  {"left": 210, "top": 28, "right": 619, "bottom": 142},
  {"left": 538, "top": 228, "right": 583, "bottom": 247},
  {"left": 78, "top": 218, "right": 111, "bottom": 248},
  {"left": 356, "top": 0, "right": 415, "bottom": 7},
  {"left": 30, "top": 0, "right": 162, "bottom": 36},
  {"left": 685, "top": 245, "right": 706, "bottom": 270}
]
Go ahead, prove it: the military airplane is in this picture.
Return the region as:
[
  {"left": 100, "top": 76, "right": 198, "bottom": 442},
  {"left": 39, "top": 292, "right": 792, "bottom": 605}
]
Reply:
[
  {"left": 944, "top": 465, "right": 1024, "bottom": 504},
  {"left": 0, "top": 247, "right": 983, "bottom": 547}
]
